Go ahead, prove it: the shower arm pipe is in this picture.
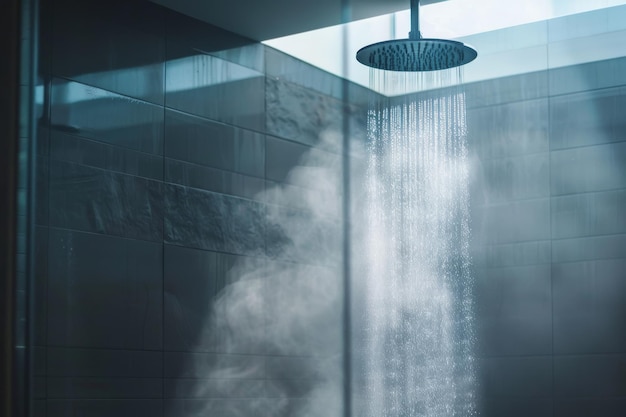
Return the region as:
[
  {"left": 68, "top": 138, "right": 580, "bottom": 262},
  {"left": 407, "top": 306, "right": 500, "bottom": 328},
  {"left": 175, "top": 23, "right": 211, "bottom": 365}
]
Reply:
[{"left": 409, "top": 0, "right": 422, "bottom": 39}]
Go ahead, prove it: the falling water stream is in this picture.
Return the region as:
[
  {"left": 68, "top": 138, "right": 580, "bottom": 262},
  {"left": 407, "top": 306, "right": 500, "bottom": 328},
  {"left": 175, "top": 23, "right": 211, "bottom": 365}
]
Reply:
[{"left": 360, "top": 68, "right": 476, "bottom": 417}]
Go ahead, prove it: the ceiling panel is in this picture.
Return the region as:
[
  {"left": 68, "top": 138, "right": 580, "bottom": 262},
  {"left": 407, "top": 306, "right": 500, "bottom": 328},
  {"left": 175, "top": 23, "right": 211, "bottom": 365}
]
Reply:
[{"left": 150, "top": 0, "right": 448, "bottom": 41}]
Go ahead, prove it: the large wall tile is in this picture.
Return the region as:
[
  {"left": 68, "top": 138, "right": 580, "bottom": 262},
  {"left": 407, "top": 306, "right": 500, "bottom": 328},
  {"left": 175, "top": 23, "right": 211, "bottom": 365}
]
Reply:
[
  {"left": 551, "top": 141, "right": 626, "bottom": 195},
  {"left": 34, "top": 377, "right": 46, "bottom": 400},
  {"left": 50, "top": 131, "right": 163, "bottom": 180},
  {"left": 163, "top": 245, "right": 221, "bottom": 352},
  {"left": 480, "top": 356, "right": 552, "bottom": 398},
  {"left": 551, "top": 189, "right": 626, "bottom": 239},
  {"left": 165, "top": 159, "right": 265, "bottom": 201},
  {"left": 50, "top": 79, "right": 164, "bottom": 154},
  {"left": 165, "top": 52, "right": 265, "bottom": 132},
  {"left": 553, "top": 260, "right": 626, "bottom": 354},
  {"left": 475, "top": 264, "right": 552, "bottom": 356},
  {"left": 549, "top": 57, "right": 626, "bottom": 96},
  {"left": 34, "top": 349, "right": 47, "bottom": 398},
  {"left": 47, "top": 229, "right": 162, "bottom": 349},
  {"left": 550, "top": 87, "right": 626, "bottom": 150},
  {"left": 464, "top": 70, "right": 548, "bottom": 109},
  {"left": 480, "top": 398, "right": 552, "bottom": 417},
  {"left": 554, "top": 354, "right": 626, "bottom": 397},
  {"left": 473, "top": 241, "right": 551, "bottom": 268},
  {"left": 265, "top": 138, "right": 313, "bottom": 184},
  {"left": 265, "top": 47, "right": 342, "bottom": 99},
  {"left": 265, "top": 136, "right": 341, "bottom": 189},
  {"left": 47, "top": 348, "right": 162, "bottom": 377},
  {"left": 164, "top": 110, "right": 265, "bottom": 178},
  {"left": 266, "top": 78, "right": 346, "bottom": 148},
  {"left": 552, "top": 234, "right": 626, "bottom": 263},
  {"left": 474, "top": 153, "right": 549, "bottom": 205},
  {"left": 49, "top": 161, "right": 163, "bottom": 241},
  {"left": 473, "top": 199, "right": 551, "bottom": 244},
  {"left": 33, "top": 400, "right": 46, "bottom": 417},
  {"left": 467, "top": 98, "right": 549, "bottom": 159},
  {"left": 47, "top": 377, "right": 162, "bottom": 399},
  {"left": 34, "top": 348, "right": 46, "bottom": 378},
  {"left": 52, "top": 0, "right": 165, "bottom": 104},
  {"left": 164, "top": 244, "right": 266, "bottom": 353},
  {"left": 164, "top": 185, "right": 265, "bottom": 255},
  {"left": 555, "top": 398, "right": 626, "bottom": 417}
]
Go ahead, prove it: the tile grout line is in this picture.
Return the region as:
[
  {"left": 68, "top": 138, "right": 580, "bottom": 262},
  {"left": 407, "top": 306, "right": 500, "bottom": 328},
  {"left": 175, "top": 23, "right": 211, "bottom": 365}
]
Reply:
[
  {"left": 546, "top": 29, "right": 556, "bottom": 417},
  {"left": 263, "top": 46, "right": 269, "bottom": 413}
]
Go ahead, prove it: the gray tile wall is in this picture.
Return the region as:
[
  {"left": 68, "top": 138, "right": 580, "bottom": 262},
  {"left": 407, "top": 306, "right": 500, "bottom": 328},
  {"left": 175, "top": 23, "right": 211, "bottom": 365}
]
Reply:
[
  {"left": 469, "top": 56, "right": 626, "bottom": 417},
  {"left": 35, "top": 0, "right": 357, "bottom": 416}
]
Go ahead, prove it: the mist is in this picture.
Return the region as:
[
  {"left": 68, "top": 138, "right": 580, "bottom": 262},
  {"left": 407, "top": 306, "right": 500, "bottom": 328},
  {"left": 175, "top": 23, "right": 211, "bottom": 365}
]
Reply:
[{"left": 176, "top": 130, "right": 348, "bottom": 417}]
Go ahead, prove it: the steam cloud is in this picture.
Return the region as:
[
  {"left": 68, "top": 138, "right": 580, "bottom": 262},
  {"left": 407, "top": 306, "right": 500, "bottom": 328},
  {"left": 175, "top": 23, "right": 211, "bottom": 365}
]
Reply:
[{"left": 182, "top": 131, "right": 348, "bottom": 417}]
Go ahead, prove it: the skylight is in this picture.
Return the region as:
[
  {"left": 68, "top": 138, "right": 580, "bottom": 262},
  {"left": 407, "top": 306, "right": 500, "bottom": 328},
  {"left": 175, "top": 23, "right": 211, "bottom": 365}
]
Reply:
[{"left": 264, "top": 0, "right": 626, "bottom": 95}]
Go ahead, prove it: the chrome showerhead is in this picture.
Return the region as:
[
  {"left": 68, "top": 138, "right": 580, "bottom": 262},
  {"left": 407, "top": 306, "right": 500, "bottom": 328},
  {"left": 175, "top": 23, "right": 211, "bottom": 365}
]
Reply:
[{"left": 356, "top": 0, "right": 477, "bottom": 72}]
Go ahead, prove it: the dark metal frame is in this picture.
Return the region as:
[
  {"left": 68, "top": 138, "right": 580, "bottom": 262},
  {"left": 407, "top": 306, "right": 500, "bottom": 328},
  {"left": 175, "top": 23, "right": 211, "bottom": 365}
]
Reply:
[{"left": 0, "top": 0, "right": 21, "bottom": 415}]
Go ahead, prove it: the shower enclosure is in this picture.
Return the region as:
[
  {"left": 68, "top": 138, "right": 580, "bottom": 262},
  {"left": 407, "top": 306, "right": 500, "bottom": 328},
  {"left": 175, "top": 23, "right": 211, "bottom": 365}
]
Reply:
[{"left": 5, "top": 0, "right": 626, "bottom": 416}]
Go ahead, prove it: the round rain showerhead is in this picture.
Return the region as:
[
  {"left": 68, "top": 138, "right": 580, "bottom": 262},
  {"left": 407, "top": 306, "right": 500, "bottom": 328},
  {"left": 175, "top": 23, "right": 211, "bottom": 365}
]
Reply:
[
  {"left": 356, "top": 38, "right": 477, "bottom": 72},
  {"left": 356, "top": 0, "right": 478, "bottom": 72}
]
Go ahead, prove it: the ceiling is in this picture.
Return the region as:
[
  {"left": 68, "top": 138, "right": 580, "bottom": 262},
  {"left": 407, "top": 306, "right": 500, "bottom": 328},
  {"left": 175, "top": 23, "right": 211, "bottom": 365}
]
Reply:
[{"left": 150, "top": 0, "right": 448, "bottom": 41}]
